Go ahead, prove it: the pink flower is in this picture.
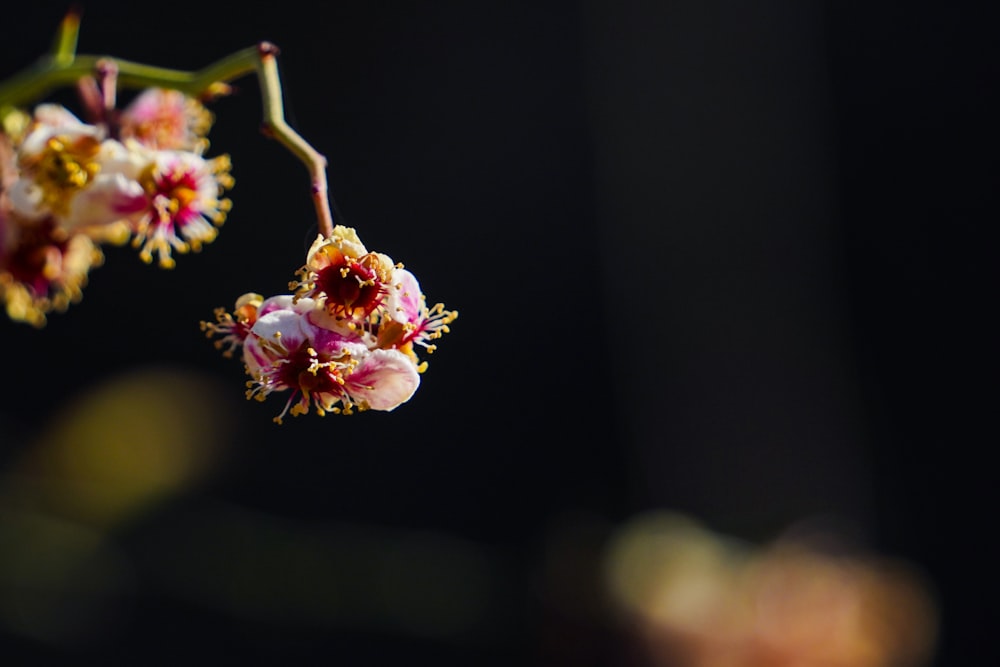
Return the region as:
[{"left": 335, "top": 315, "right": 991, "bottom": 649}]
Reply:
[
  {"left": 200, "top": 292, "right": 264, "bottom": 358},
  {"left": 119, "top": 88, "right": 214, "bottom": 153},
  {"left": 205, "top": 225, "right": 453, "bottom": 421},
  {"left": 241, "top": 296, "right": 420, "bottom": 422},
  {"left": 292, "top": 227, "right": 395, "bottom": 321},
  {"left": 9, "top": 106, "right": 147, "bottom": 235},
  {"left": 0, "top": 218, "right": 103, "bottom": 327},
  {"left": 378, "top": 267, "right": 458, "bottom": 366},
  {"left": 17, "top": 104, "right": 98, "bottom": 155},
  {"left": 130, "top": 150, "right": 233, "bottom": 268}
]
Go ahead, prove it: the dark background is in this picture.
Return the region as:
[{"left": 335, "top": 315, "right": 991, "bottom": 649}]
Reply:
[{"left": 1, "top": 1, "right": 997, "bottom": 664}]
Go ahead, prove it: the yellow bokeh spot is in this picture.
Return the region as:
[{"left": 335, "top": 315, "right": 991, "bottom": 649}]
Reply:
[{"left": 8, "top": 367, "right": 234, "bottom": 529}]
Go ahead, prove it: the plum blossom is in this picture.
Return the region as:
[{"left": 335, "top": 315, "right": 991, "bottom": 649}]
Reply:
[
  {"left": 240, "top": 295, "right": 420, "bottom": 421},
  {"left": 204, "top": 225, "right": 455, "bottom": 421},
  {"left": 1, "top": 126, "right": 103, "bottom": 326},
  {"left": 119, "top": 87, "right": 214, "bottom": 153},
  {"left": 1, "top": 88, "right": 233, "bottom": 325},
  {"left": 0, "top": 219, "right": 104, "bottom": 327},
  {"left": 378, "top": 266, "right": 457, "bottom": 369},
  {"left": 130, "top": 150, "right": 233, "bottom": 268},
  {"left": 291, "top": 225, "right": 396, "bottom": 321},
  {"left": 8, "top": 105, "right": 146, "bottom": 232},
  {"left": 200, "top": 292, "right": 265, "bottom": 358},
  {"left": 9, "top": 97, "right": 231, "bottom": 261}
]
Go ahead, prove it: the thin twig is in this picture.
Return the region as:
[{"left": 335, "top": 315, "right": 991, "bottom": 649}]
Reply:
[{"left": 255, "top": 43, "right": 333, "bottom": 237}]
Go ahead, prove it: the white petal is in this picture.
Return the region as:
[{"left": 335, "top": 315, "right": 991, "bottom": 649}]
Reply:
[
  {"left": 62, "top": 172, "right": 146, "bottom": 231},
  {"left": 330, "top": 225, "right": 368, "bottom": 257},
  {"left": 300, "top": 307, "right": 369, "bottom": 356},
  {"left": 6, "top": 178, "right": 48, "bottom": 221},
  {"left": 99, "top": 139, "right": 151, "bottom": 180},
  {"left": 20, "top": 116, "right": 101, "bottom": 158},
  {"left": 387, "top": 268, "right": 424, "bottom": 324},
  {"left": 257, "top": 294, "right": 298, "bottom": 318},
  {"left": 242, "top": 336, "right": 271, "bottom": 377},
  {"left": 32, "top": 104, "right": 84, "bottom": 128},
  {"left": 345, "top": 349, "right": 420, "bottom": 411},
  {"left": 155, "top": 149, "right": 201, "bottom": 170},
  {"left": 251, "top": 308, "right": 309, "bottom": 351}
]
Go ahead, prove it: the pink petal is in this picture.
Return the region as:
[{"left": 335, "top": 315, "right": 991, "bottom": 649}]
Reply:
[
  {"left": 344, "top": 349, "right": 420, "bottom": 411},
  {"left": 387, "top": 268, "right": 424, "bottom": 325}
]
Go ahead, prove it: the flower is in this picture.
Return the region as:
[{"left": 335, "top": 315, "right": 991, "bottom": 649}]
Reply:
[
  {"left": 9, "top": 105, "right": 148, "bottom": 235},
  {"left": 12, "top": 106, "right": 105, "bottom": 218},
  {"left": 200, "top": 292, "right": 264, "bottom": 358},
  {"left": 6, "top": 100, "right": 233, "bottom": 269},
  {"left": 2, "top": 89, "right": 234, "bottom": 326},
  {"left": 119, "top": 88, "right": 214, "bottom": 153},
  {"left": 205, "top": 225, "right": 455, "bottom": 421},
  {"left": 2, "top": 122, "right": 104, "bottom": 326},
  {"left": 377, "top": 266, "right": 458, "bottom": 370},
  {"left": 0, "top": 218, "right": 104, "bottom": 327},
  {"left": 130, "top": 149, "right": 233, "bottom": 268},
  {"left": 241, "top": 295, "right": 420, "bottom": 422},
  {"left": 291, "top": 226, "right": 395, "bottom": 320}
]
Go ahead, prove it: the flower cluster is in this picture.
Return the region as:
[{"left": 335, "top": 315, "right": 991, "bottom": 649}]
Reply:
[
  {"left": 202, "top": 226, "right": 457, "bottom": 421},
  {"left": 0, "top": 88, "right": 232, "bottom": 326},
  {"left": 3, "top": 14, "right": 457, "bottom": 421}
]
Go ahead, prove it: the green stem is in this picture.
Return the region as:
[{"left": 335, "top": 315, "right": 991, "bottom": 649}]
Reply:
[
  {"left": 0, "top": 30, "right": 334, "bottom": 237},
  {"left": 255, "top": 44, "right": 332, "bottom": 239},
  {"left": 50, "top": 9, "right": 80, "bottom": 66}
]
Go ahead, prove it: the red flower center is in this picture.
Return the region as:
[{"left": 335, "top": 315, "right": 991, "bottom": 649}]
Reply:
[
  {"left": 276, "top": 342, "right": 345, "bottom": 397},
  {"left": 315, "top": 258, "right": 385, "bottom": 318},
  {"left": 5, "top": 222, "right": 69, "bottom": 295}
]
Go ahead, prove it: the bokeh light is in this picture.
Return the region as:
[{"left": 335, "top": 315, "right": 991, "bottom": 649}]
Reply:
[{"left": 605, "top": 511, "right": 938, "bottom": 667}]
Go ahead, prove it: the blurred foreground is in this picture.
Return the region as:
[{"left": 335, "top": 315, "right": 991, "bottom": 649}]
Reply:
[{"left": 0, "top": 370, "right": 938, "bottom": 665}]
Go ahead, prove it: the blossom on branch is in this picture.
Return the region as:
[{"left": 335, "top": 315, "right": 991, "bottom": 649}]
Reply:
[
  {"left": 1, "top": 89, "right": 231, "bottom": 324},
  {"left": 204, "top": 226, "right": 456, "bottom": 421},
  {"left": 0, "top": 217, "right": 103, "bottom": 327},
  {"left": 8, "top": 105, "right": 144, "bottom": 233},
  {"left": 5, "top": 14, "right": 456, "bottom": 419},
  {"left": 0, "top": 127, "right": 100, "bottom": 325},
  {"left": 291, "top": 225, "right": 395, "bottom": 320},
  {"left": 120, "top": 87, "right": 214, "bottom": 153},
  {"left": 242, "top": 296, "right": 420, "bottom": 421},
  {"left": 130, "top": 149, "right": 233, "bottom": 268}
]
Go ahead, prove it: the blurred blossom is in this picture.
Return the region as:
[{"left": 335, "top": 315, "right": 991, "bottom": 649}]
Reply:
[
  {"left": 119, "top": 87, "right": 214, "bottom": 153},
  {"left": 2, "top": 366, "right": 233, "bottom": 529},
  {"left": 604, "top": 512, "right": 938, "bottom": 667},
  {"left": 1, "top": 90, "right": 231, "bottom": 326},
  {"left": 0, "top": 367, "right": 235, "bottom": 644}
]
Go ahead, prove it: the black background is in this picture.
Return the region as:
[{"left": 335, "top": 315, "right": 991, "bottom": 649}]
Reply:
[{"left": 1, "top": 1, "right": 997, "bottom": 665}]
